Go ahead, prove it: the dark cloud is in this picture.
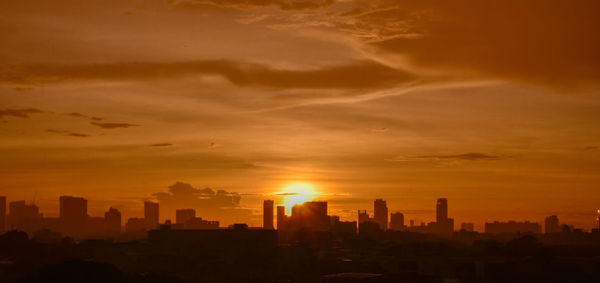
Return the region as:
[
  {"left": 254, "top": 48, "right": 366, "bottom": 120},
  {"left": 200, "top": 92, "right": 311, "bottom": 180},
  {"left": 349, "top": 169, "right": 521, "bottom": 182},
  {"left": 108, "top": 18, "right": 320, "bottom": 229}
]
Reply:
[
  {"left": 388, "top": 152, "right": 501, "bottom": 162},
  {"left": 90, "top": 122, "right": 139, "bottom": 129},
  {"left": 63, "top": 112, "right": 104, "bottom": 121},
  {"left": 344, "top": 0, "right": 600, "bottom": 89},
  {"left": 0, "top": 108, "right": 44, "bottom": 118},
  {"left": 153, "top": 182, "right": 251, "bottom": 223},
  {"left": 415, "top": 153, "right": 500, "bottom": 161},
  {"left": 584, "top": 146, "right": 597, "bottom": 151},
  {"left": 151, "top": 143, "right": 173, "bottom": 147},
  {"left": 47, "top": 129, "right": 89, "bottom": 138},
  {"left": 0, "top": 60, "right": 414, "bottom": 90},
  {"left": 176, "top": 0, "right": 334, "bottom": 11},
  {"left": 63, "top": 112, "right": 87, "bottom": 118}
]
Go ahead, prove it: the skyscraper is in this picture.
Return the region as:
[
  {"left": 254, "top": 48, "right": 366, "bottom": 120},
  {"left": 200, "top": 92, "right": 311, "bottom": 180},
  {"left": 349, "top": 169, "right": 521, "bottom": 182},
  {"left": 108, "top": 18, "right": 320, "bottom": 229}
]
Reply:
[
  {"left": 277, "top": 205, "right": 286, "bottom": 230},
  {"left": 144, "top": 201, "right": 159, "bottom": 230},
  {"left": 435, "top": 198, "right": 453, "bottom": 235},
  {"left": 59, "top": 196, "right": 88, "bottom": 236},
  {"left": 597, "top": 209, "right": 599, "bottom": 230},
  {"left": 263, "top": 200, "right": 274, "bottom": 229},
  {"left": 176, "top": 209, "right": 196, "bottom": 224},
  {"left": 0, "top": 196, "right": 5, "bottom": 233},
  {"left": 104, "top": 207, "right": 121, "bottom": 235},
  {"left": 8, "top": 201, "right": 43, "bottom": 234},
  {"left": 390, "top": 212, "right": 404, "bottom": 230},
  {"left": 374, "top": 199, "right": 388, "bottom": 230},
  {"left": 544, "top": 215, "right": 560, "bottom": 234},
  {"left": 436, "top": 198, "right": 448, "bottom": 224}
]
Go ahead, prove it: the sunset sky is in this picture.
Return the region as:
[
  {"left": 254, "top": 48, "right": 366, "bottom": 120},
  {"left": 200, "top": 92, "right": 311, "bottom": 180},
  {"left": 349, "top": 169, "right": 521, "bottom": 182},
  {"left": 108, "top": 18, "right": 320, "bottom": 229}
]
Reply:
[{"left": 1, "top": 0, "right": 599, "bottom": 230}]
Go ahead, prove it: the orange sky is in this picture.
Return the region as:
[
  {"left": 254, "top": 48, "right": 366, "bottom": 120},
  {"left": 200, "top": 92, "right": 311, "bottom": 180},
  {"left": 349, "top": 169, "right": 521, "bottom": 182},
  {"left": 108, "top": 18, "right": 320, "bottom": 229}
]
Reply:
[{"left": 1, "top": 0, "right": 599, "bottom": 231}]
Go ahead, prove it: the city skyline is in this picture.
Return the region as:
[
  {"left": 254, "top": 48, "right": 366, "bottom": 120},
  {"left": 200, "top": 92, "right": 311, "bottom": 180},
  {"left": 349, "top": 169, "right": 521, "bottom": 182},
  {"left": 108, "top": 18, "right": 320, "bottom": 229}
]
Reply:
[{"left": 1, "top": 192, "right": 596, "bottom": 236}]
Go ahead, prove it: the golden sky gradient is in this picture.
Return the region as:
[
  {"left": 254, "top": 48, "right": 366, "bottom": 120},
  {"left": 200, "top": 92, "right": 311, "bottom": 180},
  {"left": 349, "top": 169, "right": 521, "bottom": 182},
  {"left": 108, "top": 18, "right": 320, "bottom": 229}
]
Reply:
[{"left": 1, "top": 0, "right": 599, "bottom": 230}]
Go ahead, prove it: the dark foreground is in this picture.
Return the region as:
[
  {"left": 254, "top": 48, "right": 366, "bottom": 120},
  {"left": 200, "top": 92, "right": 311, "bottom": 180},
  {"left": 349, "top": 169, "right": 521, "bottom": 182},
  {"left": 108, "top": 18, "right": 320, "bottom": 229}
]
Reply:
[{"left": 1, "top": 229, "right": 599, "bottom": 283}]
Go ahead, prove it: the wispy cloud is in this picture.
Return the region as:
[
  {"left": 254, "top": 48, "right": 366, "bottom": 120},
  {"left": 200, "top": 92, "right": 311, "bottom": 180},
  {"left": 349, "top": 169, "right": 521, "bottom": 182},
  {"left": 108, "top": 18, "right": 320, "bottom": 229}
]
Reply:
[
  {"left": 90, "top": 122, "right": 139, "bottom": 129},
  {"left": 151, "top": 143, "right": 173, "bottom": 147},
  {"left": 1, "top": 60, "right": 414, "bottom": 90},
  {"left": 47, "top": 129, "right": 89, "bottom": 138},
  {"left": 0, "top": 108, "right": 44, "bottom": 119}
]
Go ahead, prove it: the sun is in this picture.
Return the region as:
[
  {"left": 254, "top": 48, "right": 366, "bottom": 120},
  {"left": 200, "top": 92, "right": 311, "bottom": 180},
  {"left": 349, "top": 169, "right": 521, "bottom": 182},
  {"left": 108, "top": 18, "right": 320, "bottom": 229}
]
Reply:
[{"left": 277, "top": 181, "right": 319, "bottom": 212}]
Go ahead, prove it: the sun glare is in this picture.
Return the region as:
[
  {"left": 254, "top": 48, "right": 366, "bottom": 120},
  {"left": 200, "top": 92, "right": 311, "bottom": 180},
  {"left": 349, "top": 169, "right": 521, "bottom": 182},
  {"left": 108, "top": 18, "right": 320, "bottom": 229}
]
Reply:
[{"left": 278, "top": 181, "right": 319, "bottom": 212}]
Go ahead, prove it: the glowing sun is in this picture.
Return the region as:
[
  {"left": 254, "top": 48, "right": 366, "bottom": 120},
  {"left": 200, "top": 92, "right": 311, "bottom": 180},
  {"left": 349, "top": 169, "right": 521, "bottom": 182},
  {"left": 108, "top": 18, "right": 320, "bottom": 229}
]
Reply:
[{"left": 278, "top": 181, "right": 319, "bottom": 211}]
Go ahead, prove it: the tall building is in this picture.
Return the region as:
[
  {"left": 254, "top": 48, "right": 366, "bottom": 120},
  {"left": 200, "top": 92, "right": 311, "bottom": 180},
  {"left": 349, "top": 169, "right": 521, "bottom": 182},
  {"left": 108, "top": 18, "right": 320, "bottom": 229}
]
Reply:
[
  {"left": 390, "top": 212, "right": 404, "bottom": 230},
  {"left": 597, "top": 209, "right": 600, "bottom": 230},
  {"left": 104, "top": 207, "right": 121, "bottom": 235},
  {"left": 374, "top": 199, "right": 388, "bottom": 230},
  {"left": 436, "top": 198, "right": 448, "bottom": 224},
  {"left": 544, "top": 215, "right": 560, "bottom": 234},
  {"left": 0, "top": 196, "right": 5, "bottom": 233},
  {"left": 144, "top": 201, "right": 159, "bottom": 230},
  {"left": 435, "top": 198, "right": 453, "bottom": 235},
  {"left": 176, "top": 209, "right": 196, "bottom": 224},
  {"left": 289, "top": 201, "right": 329, "bottom": 231},
  {"left": 357, "top": 210, "right": 370, "bottom": 224},
  {"left": 277, "top": 205, "right": 286, "bottom": 230},
  {"left": 59, "top": 196, "right": 88, "bottom": 236},
  {"left": 8, "top": 201, "right": 43, "bottom": 234},
  {"left": 263, "top": 200, "right": 274, "bottom": 229}
]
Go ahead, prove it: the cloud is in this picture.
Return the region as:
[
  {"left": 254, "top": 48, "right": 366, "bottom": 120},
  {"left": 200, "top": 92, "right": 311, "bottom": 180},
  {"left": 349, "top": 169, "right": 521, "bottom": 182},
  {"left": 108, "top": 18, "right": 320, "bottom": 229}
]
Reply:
[
  {"left": 208, "top": 142, "right": 222, "bottom": 148},
  {"left": 63, "top": 112, "right": 104, "bottom": 121},
  {"left": 584, "top": 146, "right": 597, "bottom": 151},
  {"left": 151, "top": 143, "right": 173, "bottom": 147},
  {"left": 0, "top": 60, "right": 414, "bottom": 90},
  {"left": 0, "top": 108, "right": 44, "bottom": 119},
  {"left": 388, "top": 152, "right": 500, "bottom": 162},
  {"left": 47, "top": 129, "right": 89, "bottom": 138},
  {"left": 345, "top": 0, "right": 600, "bottom": 89},
  {"left": 175, "top": 0, "right": 335, "bottom": 11},
  {"left": 90, "top": 122, "right": 139, "bottom": 129},
  {"left": 152, "top": 182, "right": 252, "bottom": 223},
  {"left": 415, "top": 153, "right": 500, "bottom": 161},
  {"left": 367, "top": 127, "right": 388, "bottom": 133}
]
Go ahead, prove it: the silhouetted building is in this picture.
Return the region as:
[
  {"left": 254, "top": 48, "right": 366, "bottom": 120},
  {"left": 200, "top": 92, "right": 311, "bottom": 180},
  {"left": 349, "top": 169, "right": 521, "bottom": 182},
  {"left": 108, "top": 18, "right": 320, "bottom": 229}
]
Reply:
[
  {"left": 176, "top": 209, "right": 196, "bottom": 224},
  {"left": 125, "top": 217, "right": 146, "bottom": 234},
  {"left": 144, "top": 201, "right": 159, "bottom": 230},
  {"left": 390, "top": 212, "right": 405, "bottom": 230},
  {"left": 183, "top": 217, "right": 219, "bottom": 229},
  {"left": 436, "top": 198, "right": 448, "bottom": 223},
  {"left": 461, "top": 222, "right": 474, "bottom": 232},
  {"left": 485, "top": 221, "right": 541, "bottom": 234},
  {"left": 59, "top": 196, "right": 87, "bottom": 236},
  {"left": 263, "top": 200, "right": 274, "bottom": 229},
  {"left": 597, "top": 209, "right": 600, "bottom": 230},
  {"left": 277, "top": 205, "right": 287, "bottom": 230},
  {"left": 545, "top": 215, "right": 560, "bottom": 234},
  {"left": 290, "top": 201, "right": 329, "bottom": 231},
  {"left": 0, "top": 196, "right": 5, "bottom": 233},
  {"left": 330, "top": 215, "right": 357, "bottom": 238},
  {"left": 104, "top": 207, "right": 121, "bottom": 235},
  {"left": 358, "top": 210, "right": 370, "bottom": 224},
  {"left": 373, "top": 199, "right": 388, "bottom": 230},
  {"left": 435, "top": 198, "right": 454, "bottom": 235},
  {"left": 8, "top": 201, "right": 43, "bottom": 234}
]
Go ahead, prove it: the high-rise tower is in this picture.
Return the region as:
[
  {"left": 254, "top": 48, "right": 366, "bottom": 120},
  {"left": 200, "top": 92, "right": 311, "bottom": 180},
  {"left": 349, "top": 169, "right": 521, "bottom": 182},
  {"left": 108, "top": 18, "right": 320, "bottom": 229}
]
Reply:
[
  {"left": 374, "top": 199, "right": 388, "bottom": 230},
  {"left": 263, "top": 200, "right": 274, "bottom": 229}
]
